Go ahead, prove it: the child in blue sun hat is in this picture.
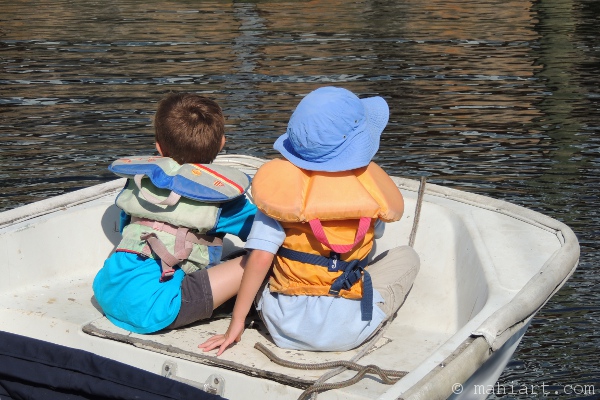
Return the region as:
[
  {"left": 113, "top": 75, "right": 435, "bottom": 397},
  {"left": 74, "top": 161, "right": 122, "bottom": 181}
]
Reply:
[{"left": 200, "top": 86, "right": 420, "bottom": 354}]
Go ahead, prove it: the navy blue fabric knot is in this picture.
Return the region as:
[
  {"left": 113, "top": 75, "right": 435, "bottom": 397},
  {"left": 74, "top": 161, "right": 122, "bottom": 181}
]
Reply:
[{"left": 277, "top": 247, "right": 373, "bottom": 321}]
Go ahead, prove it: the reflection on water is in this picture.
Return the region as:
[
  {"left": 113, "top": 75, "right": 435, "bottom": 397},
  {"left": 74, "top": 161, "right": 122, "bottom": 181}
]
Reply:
[{"left": 1, "top": 0, "right": 598, "bottom": 396}]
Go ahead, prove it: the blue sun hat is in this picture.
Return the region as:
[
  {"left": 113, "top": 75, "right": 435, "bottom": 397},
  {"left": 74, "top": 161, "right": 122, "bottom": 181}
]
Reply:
[{"left": 273, "top": 86, "right": 389, "bottom": 172}]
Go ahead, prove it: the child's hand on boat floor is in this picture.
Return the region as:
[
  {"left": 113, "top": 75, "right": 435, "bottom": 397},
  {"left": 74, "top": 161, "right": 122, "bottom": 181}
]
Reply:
[{"left": 198, "top": 316, "right": 245, "bottom": 356}]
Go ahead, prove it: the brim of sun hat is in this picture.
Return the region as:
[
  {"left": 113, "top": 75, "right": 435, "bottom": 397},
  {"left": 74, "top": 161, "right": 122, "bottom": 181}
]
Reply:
[{"left": 274, "top": 95, "right": 389, "bottom": 172}]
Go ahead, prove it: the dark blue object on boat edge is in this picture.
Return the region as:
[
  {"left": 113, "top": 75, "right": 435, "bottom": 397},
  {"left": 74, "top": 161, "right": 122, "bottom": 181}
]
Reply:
[{"left": 0, "top": 330, "right": 224, "bottom": 400}]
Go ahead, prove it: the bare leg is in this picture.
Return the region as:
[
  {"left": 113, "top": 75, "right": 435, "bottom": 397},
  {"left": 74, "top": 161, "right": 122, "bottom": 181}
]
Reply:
[{"left": 206, "top": 254, "right": 249, "bottom": 309}]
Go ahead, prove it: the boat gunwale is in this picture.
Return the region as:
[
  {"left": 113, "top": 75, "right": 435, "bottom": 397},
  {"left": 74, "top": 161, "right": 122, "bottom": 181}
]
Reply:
[
  {"left": 391, "top": 175, "right": 579, "bottom": 344},
  {"left": 0, "top": 178, "right": 127, "bottom": 230},
  {"left": 383, "top": 176, "right": 579, "bottom": 400}
]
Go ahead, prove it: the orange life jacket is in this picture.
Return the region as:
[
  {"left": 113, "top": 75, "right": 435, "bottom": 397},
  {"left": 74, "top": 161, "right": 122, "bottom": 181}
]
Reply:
[{"left": 251, "top": 159, "right": 404, "bottom": 314}]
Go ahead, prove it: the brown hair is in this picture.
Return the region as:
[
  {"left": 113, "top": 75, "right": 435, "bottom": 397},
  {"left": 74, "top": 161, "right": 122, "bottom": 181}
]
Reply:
[{"left": 154, "top": 93, "right": 225, "bottom": 164}]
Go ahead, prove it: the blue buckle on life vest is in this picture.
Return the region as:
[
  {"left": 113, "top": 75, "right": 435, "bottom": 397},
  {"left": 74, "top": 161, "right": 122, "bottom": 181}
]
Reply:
[
  {"left": 277, "top": 247, "right": 373, "bottom": 321},
  {"left": 327, "top": 259, "right": 373, "bottom": 321}
]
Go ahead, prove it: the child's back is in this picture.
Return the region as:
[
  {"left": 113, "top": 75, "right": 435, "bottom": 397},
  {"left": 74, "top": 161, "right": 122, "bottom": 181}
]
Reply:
[
  {"left": 93, "top": 93, "right": 256, "bottom": 334},
  {"left": 200, "top": 87, "right": 419, "bottom": 354}
]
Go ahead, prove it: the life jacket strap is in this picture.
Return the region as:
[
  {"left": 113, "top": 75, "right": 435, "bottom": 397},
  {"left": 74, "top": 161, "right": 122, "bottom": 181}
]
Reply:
[
  {"left": 133, "top": 174, "right": 182, "bottom": 206},
  {"left": 308, "top": 217, "right": 371, "bottom": 254},
  {"left": 277, "top": 247, "right": 373, "bottom": 321},
  {"left": 140, "top": 230, "right": 190, "bottom": 282},
  {"left": 133, "top": 217, "right": 222, "bottom": 282},
  {"left": 131, "top": 217, "right": 223, "bottom": 246}
]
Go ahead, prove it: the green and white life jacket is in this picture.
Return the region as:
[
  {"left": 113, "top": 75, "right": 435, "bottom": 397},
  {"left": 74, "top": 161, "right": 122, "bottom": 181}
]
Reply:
[{"left": 110, "top": 156, "right": 250, "bottom": 280}]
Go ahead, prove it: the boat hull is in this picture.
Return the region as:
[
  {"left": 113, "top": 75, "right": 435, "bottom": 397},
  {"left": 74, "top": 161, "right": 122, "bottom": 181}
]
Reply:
[{"left": 0, "top": 155, "right": 579, "bottom": 399}]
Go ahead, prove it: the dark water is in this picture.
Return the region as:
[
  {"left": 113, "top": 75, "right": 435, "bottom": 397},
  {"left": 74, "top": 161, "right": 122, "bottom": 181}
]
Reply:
[{"left": 1, "top": 0, "right": 598, "bottom": 397}]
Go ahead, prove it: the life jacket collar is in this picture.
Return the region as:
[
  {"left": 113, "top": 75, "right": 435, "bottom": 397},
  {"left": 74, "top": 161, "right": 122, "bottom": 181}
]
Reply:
[{"left": 110, "top": 156, "right": 250, "bottom": 204}]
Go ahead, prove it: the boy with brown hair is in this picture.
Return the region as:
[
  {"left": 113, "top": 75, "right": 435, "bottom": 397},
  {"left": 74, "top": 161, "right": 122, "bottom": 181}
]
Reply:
[{"left": 93, "top": 93, "right": 256, "bottom": 334}]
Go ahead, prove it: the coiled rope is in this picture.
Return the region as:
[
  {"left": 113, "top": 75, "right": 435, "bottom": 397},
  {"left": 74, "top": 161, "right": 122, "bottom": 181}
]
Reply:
[{"left": 254, "top": 342, "right": 407, "bottom": 400}]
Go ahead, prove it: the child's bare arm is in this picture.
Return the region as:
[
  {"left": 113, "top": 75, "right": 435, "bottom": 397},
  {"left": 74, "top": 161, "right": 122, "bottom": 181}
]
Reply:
[{"left": 198, "top": 249, "right": 274, "bottom": 356}]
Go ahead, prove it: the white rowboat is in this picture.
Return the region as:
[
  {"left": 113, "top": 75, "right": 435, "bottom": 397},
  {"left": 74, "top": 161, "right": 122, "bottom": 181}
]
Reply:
[{"left": 0, "top": 155, "right": 579, "bottom": 400}]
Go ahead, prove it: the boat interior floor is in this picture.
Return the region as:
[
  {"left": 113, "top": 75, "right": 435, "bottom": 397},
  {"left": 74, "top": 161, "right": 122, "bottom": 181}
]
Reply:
[{"left": 82, "top": 303, "right": 450, "bottom": 392}]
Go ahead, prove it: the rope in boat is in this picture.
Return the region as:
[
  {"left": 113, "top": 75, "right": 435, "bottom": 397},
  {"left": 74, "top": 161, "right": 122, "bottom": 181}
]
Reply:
[
  {"left": 305, "top": 326, "right": 388, "bottom": 400},
  {"left": 254, "top": 339, "right": 408, "bottom": 400},
  {"left": 255, "top": 176, "right": 427, "bottom": 400},
  {"left": 298, "top": 367, "right": 405, "bottom": 400},
  {"left": 254, "top": 343, "right": 406, "bottom": 380},
  {"left": 409, "top": 176, "right": 427, "bottom": 248}
]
